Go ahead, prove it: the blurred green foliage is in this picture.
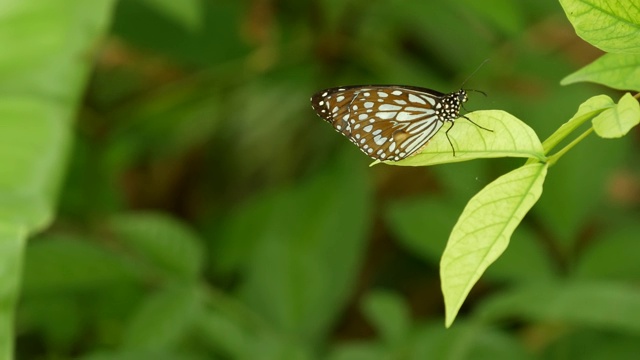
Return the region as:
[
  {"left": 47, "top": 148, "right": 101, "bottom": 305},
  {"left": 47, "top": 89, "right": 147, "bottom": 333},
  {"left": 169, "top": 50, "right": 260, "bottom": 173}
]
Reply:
[{"left": 1, "top": 0, "right": 638, "bottom": 359}]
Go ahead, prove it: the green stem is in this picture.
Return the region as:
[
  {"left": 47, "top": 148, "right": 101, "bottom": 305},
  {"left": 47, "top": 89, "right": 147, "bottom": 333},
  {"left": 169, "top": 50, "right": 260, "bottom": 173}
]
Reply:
[
  {"left": 546, "top": 127, "right": 594, "bottom": 166},
  {"left": 542, "top": 112, "right": 598, "bottom": 154}
]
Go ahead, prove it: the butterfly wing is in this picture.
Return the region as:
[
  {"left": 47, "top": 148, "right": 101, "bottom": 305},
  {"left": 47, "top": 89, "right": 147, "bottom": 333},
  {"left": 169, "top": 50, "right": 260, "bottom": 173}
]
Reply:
[{"left": 311, "top": 85, "right": 448, "bottom": 161}]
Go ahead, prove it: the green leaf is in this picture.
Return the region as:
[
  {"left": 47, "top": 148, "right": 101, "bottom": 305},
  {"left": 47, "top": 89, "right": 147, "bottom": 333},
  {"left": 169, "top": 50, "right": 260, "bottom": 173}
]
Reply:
[
  {"left": 543, "top": 329, "right": 640, "bottom": 360},
  {"left": 592, "top": 93, "right": 640, "bottom": 138},
  {"left": 241, "top": 335, "right": 312, "bottom": 360},
  {"left": 408, "top": 321, "right": 534, "bottom": 360},
  {"left": 536, "top": 133, "right": 627, "bottom": 245},
  {"left": 385, "top": 110, "right": 545, "bottom": 167},
  {"left": 541, "top": 95, "right": 614, "bottom": 153},
  {"left": 441, "top": 162, "right": 548, "bottom": 327},
  {"left": 561, "top": 53, "right": 640, "bottom": 91},
  {"left": 0, "top": 1, "right": 115, "bottom": 358},
  {"left": 457, "top": 0, "right": 525, "bottom": 35},
  {"left": 361, "top": 290, "right": 411, "bottom": 346},
  {"left": 575, "top": 224, "right": 640, "bottom": 279},
  {"left": 0, "top": 0, "right": 114, "bottom": 230},
  {"left": 237, "top": 152, "right": 372, "bottom": 344},
  {"left": 192, "top": 309, "right": 248, "bottom": 359},
  {"left": 23, "top": 235, "right": 138, "bottom": 294},
  {"left": 478, "top": 281, "right": 640, "bottom": 335},
  {"left": 138, "top": 0, "right": 203, "bottom": 31},
  {"left": 386, "top": 198, "right": 459, "bottom": 265},
  {"left": 109, "top": 212, "right": 205, "bottom": 281},
  {"left": 559, "top": 0, "right": 640, "bottom": 53},
  {"left": 0, "top": 225, "right": 26, "bottom": 358},
  {"left": 483, "top": 225, "right": 556, "bottom": 283},
  {"left": 0, "top": 102, "right": 70, "bottom": 230},
  {"left": 122, "top": 284, "right": 200, "bottom": 350},
  {"left": 82, "top": 350, "right": 200, "bottom": 360},
  {"left": 327, "top": 343, "right": 387, "bottom": 360}
]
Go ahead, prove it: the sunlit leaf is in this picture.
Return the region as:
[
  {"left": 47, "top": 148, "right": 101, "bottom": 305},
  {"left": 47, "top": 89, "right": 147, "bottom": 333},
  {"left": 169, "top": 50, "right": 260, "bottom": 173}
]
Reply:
[
  {"left": 541, "top": 95, "right": 614, "bottom": 153},
  {"left": 561, "top": 53, "right": 640, "bottom": 91},
  {"left": 386, "top": 110, "right": 545, "bottom": 167},
  {"left": 0, "top": 0, "right": 115, "bottom": 358},
  {"left": 559, "top": 0, "right": 640, "bottom": 53},
  {"left": 592, "top": 93, "right": 640, "bottom": 138},
  {"left": 441, "top": 163, "right": 548, "bottom": 327}
]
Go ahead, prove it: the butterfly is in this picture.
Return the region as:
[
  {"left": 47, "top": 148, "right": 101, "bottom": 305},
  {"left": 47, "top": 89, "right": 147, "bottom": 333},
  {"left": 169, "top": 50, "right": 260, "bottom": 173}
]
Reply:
[{"left": 310, "top": 85, "right": 488, "bottom": 161}]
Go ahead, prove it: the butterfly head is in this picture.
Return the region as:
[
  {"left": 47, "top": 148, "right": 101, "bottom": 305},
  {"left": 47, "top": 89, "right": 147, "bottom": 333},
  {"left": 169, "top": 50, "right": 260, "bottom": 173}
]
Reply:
[
  {"left": 456, "top": 89, "right": 468, "bottom": 104},
  {"left": 438, "top": 89, "right": 467, "bottom": 121}
]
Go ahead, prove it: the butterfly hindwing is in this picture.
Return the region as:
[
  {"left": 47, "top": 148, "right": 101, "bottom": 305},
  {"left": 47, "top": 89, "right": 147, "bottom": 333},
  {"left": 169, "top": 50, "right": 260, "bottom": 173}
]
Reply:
[{"left": 311, "top": 85, "right": 466, "bottom": 161}]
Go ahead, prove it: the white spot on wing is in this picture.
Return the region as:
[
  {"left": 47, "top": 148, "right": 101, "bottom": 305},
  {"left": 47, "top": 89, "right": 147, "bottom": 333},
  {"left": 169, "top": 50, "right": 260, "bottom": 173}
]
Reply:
[
  {"left": 408, "top": 93, "right": 426, "bottom": 104},
  {"left": 375, "top": 112, "right": 396, "bottom": 120},
  {"left": 364, "top": 102, "right": 374, "bottom": 108},
  {"left": 419, "top": 94, "right": 437, "bottom": 105},
  {"left": 336, "top": 95, "right": 345, "bottom": 102},
  {"left": 363, "top": 124, "right": 373, "bottom": 132},
  {"left": 379, "top": 104, "right": 402, "bottom": 111},
  {"left": 374, "top": 135, "right": 387, "bottom": 145},
  {"left": 397, "top": 111, "right": 427, "bottom": 121},
  {"left": 405, "top": 106, "right": 434, "bottom": 113}
]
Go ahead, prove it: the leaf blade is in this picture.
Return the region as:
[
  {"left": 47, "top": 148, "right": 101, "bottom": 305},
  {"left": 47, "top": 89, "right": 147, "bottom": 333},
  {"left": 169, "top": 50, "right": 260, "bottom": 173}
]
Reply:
[
  {"left": 441, "top": 162, "right": 548, "bottom": 327},
  {"left": 592, "top": 93, "right": 640, "bottom": 138},
  {"left": 541, "top": 94, "right": 614, "bottom": 153},
  {"left": 561, "top": 53, "right": 640, "bottom": 91},
  {"left": 559, "top": 0, "right": 640, "bottom": 53},
  {"left": 386, "top": 110, "right": 545, "bottom": 167}
]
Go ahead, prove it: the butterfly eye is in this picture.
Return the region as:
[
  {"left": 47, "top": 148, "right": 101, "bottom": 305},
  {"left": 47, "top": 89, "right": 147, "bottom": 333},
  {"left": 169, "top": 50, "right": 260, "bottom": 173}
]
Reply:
[{"left": 311, "top": 86, "right": 471, "bottom": 161}]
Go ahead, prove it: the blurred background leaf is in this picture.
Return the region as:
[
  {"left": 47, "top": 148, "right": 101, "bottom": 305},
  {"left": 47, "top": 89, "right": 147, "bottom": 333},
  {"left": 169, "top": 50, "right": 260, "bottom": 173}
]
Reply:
[{"left": 3, "top": 0, "right": 638, "bottom": 358}]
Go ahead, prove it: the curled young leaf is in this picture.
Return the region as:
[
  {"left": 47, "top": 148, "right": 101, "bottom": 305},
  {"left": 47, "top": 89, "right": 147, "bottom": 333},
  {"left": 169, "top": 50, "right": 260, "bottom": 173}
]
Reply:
[{"left": 593, "top": 93, "right": 640, "bottom": 138}]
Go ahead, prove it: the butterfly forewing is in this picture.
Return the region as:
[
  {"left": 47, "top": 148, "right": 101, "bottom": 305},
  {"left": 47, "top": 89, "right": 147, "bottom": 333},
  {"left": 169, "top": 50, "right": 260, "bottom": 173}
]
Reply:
[{"left": 311, "top": 86, "right": 466, "bottom": 161}]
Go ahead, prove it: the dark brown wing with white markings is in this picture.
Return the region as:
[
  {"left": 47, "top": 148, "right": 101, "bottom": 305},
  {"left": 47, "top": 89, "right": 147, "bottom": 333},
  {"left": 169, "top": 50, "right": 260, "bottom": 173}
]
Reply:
[{"left": 311, "top": 85, "right": 460, "bottom": 161}]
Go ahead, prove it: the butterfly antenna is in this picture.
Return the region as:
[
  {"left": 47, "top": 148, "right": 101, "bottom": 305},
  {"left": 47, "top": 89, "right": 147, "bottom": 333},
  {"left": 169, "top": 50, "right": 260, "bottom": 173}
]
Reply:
[
  {"left": 465, "top": 89, "right": 487, "bottom": 97},
  {"left": 459, "top": 58, "right": 490, "bottom": 89}
]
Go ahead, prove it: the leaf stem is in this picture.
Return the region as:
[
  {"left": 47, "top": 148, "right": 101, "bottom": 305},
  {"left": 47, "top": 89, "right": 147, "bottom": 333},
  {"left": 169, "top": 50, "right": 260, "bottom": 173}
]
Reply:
[{"left": 546, "top": 127, "right": 594, "bottom": 166}]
